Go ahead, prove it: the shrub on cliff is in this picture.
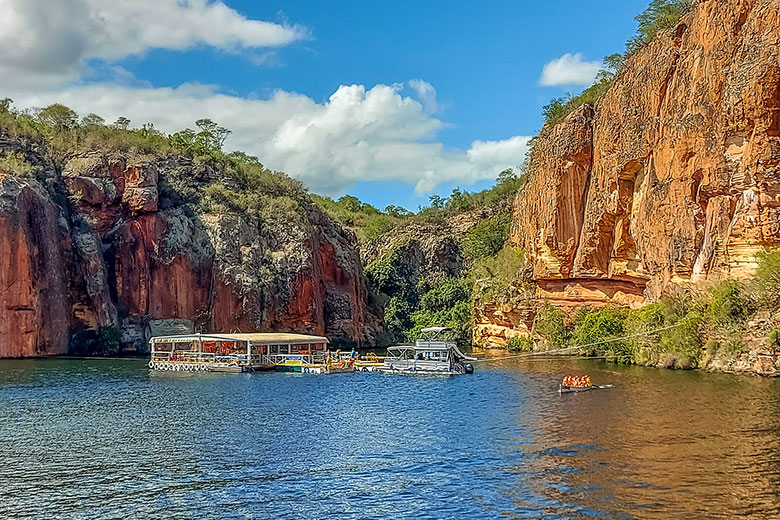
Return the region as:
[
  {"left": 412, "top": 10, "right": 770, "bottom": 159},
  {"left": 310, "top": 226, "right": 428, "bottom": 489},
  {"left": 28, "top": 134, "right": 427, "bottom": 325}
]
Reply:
[
  {"left": 627, "top": 0, "right": 693, "bottom": 54},
  {"left": 0, "top": 152, "right": 37, "bottom": 177},
  {"left": 462, "top": 213, "right": 512, "bottom": 261},
  {"left": 313, "top": 194, "right": 403, "bottom": 241},
  {"left": 472, "top": 246, "right": 527, "bottom": 304},
  {"left": 532, "top": 304, "right": 570, "bottom": 350},
  {"left": 752, "top": 250, "right": 780, "bottom": 308},
  {"left": 707, "top": 279, "right": 752, "bottom": 329},
  {"left": 570, "top": 306, "right": 629, "bottom": 360}
]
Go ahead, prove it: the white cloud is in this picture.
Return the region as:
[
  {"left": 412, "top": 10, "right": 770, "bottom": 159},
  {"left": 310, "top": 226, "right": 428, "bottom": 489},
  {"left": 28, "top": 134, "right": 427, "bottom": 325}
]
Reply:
[
  {"left": 7, "top": 82, "right": 531, "bottom": 196},
  {"left": 408, "top": 79, "right": 438, "bottom": 114},
  {"left": 0, "top": 0, "right": 307, "bottom": 87},
  {"left": 539, "top": 53, "right": 601, "bottom": 87},
  {"left": 0, "top": 0, "right": 530, "bottom": 196}
]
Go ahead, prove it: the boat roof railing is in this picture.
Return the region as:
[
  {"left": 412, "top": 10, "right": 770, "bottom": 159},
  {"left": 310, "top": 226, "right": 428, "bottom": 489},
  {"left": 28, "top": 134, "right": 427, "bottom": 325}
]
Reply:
[
  {"left": 149, "top": 332, "right": 330, "bottom": 346},
  {"left": 386, "top": 342, "right": 477, "bottom": 361}
]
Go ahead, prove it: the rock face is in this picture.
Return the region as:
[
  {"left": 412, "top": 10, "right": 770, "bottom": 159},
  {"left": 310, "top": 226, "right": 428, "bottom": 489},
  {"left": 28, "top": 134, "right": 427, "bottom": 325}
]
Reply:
[
  {"left": 0, "top": 148, "right": 377, "bottom": 357},
  {"left": 478, "top": 0, "right": 780, "bottom": 346},
  {"left": 0, "top": 175, "right": 71, "bottom": 356}
]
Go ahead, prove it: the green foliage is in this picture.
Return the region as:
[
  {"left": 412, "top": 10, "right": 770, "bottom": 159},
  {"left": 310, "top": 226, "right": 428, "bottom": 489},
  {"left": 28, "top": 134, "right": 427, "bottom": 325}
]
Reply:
[
  {"left": 542, "top": 96, "right": 571, "bottom": 127},
  {"left": 37, "top": 104, "right": 79, "bottom": 130},
  {"left": 768, "top": 329, "right": 780, "bottom": 349},
  {"left": 462, "top": 213, "right": 511, "bottom": 261},
  {"left": 752, "top": 250, "right": 780, "bottom": 308},
  {"left": 364, "top": 238, "right": 416, "bottom": 299},
  {"left": 657, "top": 310, "right": 703, "bottom": 368},
  {"left": 571, "top": 306, "right": 629, "bottom": 358},
  {"left": 313, "top": 194, "right": 403, "bottom": 242},
  {"left": 541, "top": 72, "right": 615, "bottom": 126},
  {"left": 532, "top": 304, "right": 570, "bottom": 350},
  {"left": 96, "top": 326, "right": 121, "bottom": 356},
  {"left": 627, "top": 0, "right": 692, "bottom": 54},
  {"left": 0, "top": 152, "right": 37, "bottom": 177},
  {"left": 406, "top": 277, "right": 473, "bottom": 347},
  {"left": 707, "top": 279, "right": 751, "bottom": 328},
  {"left": 540, "top": 0, "right": 692, "bottom": 128},
  {"left": 367, "top": 239, "right": 473, "bottom": 345},
  {"left": 384, "top": 297, "right": 413, "bottom": 339},
  {"left": 508, "top": 335, "right": 532, "bottom": 352},
  {"left": 472, "top": 246, "right": 527, "bottom": 303}
]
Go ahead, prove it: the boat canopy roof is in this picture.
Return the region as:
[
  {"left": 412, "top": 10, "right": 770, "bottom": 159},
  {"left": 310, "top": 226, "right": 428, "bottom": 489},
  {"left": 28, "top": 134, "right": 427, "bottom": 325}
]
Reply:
[
  {"left": 420, "top": 326, "right": 448, "bottom": 334},
  {"left": 387, "top": 341, "right": 477, "bottom": 361},
  {"left": 150, "top": 332, "right": 330, "bottom": 345}
]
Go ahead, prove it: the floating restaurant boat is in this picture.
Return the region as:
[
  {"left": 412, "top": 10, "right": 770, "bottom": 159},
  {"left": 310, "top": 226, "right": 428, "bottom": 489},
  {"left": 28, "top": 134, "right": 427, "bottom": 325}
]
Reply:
[
  {"left": 381, "top": 327, "right": 476, "bottom": 375},
  {"left": 148, "top": 332, "right": 354, "bottom": 374}
]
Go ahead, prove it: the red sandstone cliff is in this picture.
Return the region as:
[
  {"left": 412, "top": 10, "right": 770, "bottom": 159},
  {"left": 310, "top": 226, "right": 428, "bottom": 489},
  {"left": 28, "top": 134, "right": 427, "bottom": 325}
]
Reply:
[
  {"left": 0, "top": 148, "right": 377, "bottom": 357},
  {"left": 477, "top": 0, "right": 780, "bottom": 347}
]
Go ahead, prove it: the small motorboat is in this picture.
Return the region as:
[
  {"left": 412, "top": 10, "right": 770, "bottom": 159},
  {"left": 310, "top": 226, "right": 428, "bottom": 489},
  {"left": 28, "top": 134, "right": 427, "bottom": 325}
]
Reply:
[{"left": 382, "top": 327, "right": 476, "bottom": 375}]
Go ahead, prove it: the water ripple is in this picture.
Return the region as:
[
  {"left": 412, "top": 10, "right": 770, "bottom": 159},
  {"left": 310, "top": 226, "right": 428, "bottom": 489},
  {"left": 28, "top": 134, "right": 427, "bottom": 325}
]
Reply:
[{"left": 1, "top": 358, "right": 779, "bottom": 519}]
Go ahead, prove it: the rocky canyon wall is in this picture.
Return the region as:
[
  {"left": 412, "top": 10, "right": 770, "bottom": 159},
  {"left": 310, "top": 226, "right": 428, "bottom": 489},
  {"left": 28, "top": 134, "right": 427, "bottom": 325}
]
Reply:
[
  {"left": 0, "top": 149, "right": 377, "bottom": 357},
  {"left": 477, "top": 0, "right": 780, "bottom": 347}
]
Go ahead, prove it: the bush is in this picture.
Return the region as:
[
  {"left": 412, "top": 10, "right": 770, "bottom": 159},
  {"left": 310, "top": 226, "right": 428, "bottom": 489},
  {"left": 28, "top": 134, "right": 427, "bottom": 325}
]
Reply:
[
  {"left": 658, "top": 310, "right": 703, "bottom": 368},
  {"left": 570, "top": 306, "right": 628, "bottom": 358},
  {"left": 752, "top": 250, "right": 780, "bottom": 308},
  {"left": 768, "top": 329, "right": 780, "bottom": 349},
  {"left": 462, "top": 213, "right": 512, "bottom": 261},
  {"left": 384, "top": 297, "right": 413, "bottom": 339},
  {"left": 405, "top": 277, "right": 473, "bottom": 347},
  {"left": 508, "top": 335, "right": 532, "bottom": 352},
  {"left": 472, "top": 246, "right": 528, "bottom": 303},
  {"left": 627, "top": 0, "right": 692, "bottom": 54},
  {"left": 0, "top": 152, "right": 37, "bottom": 177},
  {"left": 532, "top": 304, "right": 569, "bottom": 350},
  {"left": 707, "top": 279, "right": 751, "bottom": 328}
]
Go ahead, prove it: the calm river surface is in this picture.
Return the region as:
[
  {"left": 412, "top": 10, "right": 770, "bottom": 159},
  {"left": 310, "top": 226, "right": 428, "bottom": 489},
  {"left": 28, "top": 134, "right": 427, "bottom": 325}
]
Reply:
[{"left": 1, "top": 358, "right": 779, "bottom": 519}]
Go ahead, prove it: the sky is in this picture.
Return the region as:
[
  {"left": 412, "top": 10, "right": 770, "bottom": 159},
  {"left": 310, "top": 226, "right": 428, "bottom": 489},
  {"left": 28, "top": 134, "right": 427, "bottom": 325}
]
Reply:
[{"left": 0, "top": 0, "right": 649, "bottom": 210}]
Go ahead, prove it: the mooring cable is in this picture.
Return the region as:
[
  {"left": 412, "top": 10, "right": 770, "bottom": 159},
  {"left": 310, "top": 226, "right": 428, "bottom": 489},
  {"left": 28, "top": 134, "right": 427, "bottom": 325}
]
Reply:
[{"left": 470, "top": 322, "right": 683, "bottom": 363}]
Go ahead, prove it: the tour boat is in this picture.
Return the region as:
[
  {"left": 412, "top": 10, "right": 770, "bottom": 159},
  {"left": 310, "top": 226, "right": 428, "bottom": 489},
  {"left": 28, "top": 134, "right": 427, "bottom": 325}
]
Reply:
[
  {"left": 381, "top": 327, "right": 476, "bottom": 375},
  {"left": 148, "top": 332, "right": 351, "bottom": 374}
]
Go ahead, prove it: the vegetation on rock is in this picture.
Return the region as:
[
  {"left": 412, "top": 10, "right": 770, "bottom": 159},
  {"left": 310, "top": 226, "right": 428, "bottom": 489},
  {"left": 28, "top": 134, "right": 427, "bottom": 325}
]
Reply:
[
  {"left": 541, "top": 0, "right": 693, "bottom": 127},
  {"left": 517, "top": 252, "right": 780, "bottom": 370}
]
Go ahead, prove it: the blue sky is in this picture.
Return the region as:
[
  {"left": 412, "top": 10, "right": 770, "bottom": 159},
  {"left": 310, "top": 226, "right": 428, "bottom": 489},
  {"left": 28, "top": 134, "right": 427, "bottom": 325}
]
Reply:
[{"left": 3, "top": 0, "right": 649, "bottom": 210}]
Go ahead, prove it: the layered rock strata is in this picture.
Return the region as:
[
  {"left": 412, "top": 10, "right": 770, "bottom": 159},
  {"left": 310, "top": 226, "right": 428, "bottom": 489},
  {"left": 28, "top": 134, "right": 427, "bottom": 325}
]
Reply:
[
  {"left": 479, "top": 0, "right": 780, "bottom": 346},
  {"left": 0, "top": 150, "right": 376, "bottom": 357}
]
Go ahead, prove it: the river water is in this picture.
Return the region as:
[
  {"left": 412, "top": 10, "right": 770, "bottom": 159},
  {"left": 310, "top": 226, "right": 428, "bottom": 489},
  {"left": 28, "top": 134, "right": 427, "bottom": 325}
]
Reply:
[{"left": 1, "top": 358, "right": 779, "bottom": 519}]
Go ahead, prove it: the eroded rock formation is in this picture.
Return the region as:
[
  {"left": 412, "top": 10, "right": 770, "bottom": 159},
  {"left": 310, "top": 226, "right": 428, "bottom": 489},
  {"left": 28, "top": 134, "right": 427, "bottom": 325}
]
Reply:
[
  {"left": 0, "top": 148, "right": 378, "bottom": 357},
  {"left": 478, "top": 0, "right": 780, "bottom": 346}
]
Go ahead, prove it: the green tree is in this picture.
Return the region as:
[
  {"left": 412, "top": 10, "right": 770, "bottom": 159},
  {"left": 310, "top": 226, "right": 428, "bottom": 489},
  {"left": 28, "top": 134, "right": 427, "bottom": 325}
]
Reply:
[
  {"left": 462, "top": 213, "right": 511, "bottom": 260},
  {"left": 496, "top": 168, "right": 517, "bottom": 186},
  {"left": 112, "top": 117, "right": 131, "bottom": 130},
  {"left": 37, "top": 104, "right": 78, "bottom": 129},
  {"left": 542, "top": 95, "right": 571, "bottom": 126},
  {"left": 603, "top": 53, "right": 625, "bottom": 72},
  {"left": 627, "top": 0, "right": 692, "bottom": 54},
  {"left": 337, "top": 194, "right": 362, "bottom": 213},
  {"left": 81, "top": 113, "right": 105, "bottom": 126},
  {"left": 384, "top": 204, "right": 410, "bottom": 217},
  {"left": 428, "top": 194, "right": 446, "bottom": 210}
]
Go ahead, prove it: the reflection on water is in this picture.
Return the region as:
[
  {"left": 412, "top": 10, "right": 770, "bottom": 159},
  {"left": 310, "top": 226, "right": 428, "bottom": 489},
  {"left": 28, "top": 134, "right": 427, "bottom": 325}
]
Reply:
[{"left": 1, "top": 358, "right": 779, "bottom": 519}]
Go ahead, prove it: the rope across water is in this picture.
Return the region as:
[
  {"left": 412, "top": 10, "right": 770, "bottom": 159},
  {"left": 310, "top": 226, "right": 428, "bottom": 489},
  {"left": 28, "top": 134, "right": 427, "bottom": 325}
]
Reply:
[{"left": 470, "top": 322, "right": 683, "bottom": 363}]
